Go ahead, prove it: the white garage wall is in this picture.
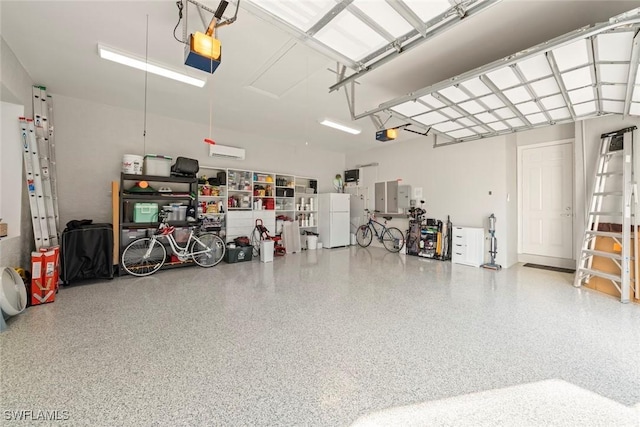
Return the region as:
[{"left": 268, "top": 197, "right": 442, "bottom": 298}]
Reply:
[
  {"left": 346, "top": 134, "right": 511, "bottom": 267},
  {"left": 346, "top": 123, "right": 577, "bottom": 269},
  {"left": 0, "top": 37, "right": 34, "bottom": 268},
  {"left": 52, "top": 94, "right": 345, "bottom": 228}
]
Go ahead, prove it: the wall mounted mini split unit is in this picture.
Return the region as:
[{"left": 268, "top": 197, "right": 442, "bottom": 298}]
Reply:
[{"left": 208, "top": 144, "right": 245, "bottom": 160}]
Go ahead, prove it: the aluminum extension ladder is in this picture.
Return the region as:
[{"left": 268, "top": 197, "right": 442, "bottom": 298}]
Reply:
[
  {"left": 574, "top": 126, "right": 638, "bottom": 303},
  {"left": 18, "top": 86, "right": 60, "bottom": 250}
]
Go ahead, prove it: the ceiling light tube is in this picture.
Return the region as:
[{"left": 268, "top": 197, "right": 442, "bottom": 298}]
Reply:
[
  {"left": 319, "top": 118, "right": 361, "bottom": 134},
  {"left": 98, "top": 44, "right": 206, "bottom": 88}
]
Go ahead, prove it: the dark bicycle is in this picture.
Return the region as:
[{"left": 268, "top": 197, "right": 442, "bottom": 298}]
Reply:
[{"left": 356, "top": 209, "right": 405, "bottom": 252}]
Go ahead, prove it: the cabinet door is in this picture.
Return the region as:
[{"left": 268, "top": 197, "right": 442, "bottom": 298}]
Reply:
[
  {"left": 375, "top": 182, "right": 386, "bottom": 213},
  {"left": 386, "top": 180, "right": 398, "bottom": 213},
  {"left": 398, "top": 185, "right": 411, "bottom": 209}
]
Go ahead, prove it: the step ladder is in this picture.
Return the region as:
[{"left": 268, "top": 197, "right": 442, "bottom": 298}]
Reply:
[{"left": 574, "top": 126, "right": 638, "bottom": 303}]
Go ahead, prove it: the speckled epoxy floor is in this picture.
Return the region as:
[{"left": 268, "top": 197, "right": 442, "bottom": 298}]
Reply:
[{"left": 2, "top": 246, "right": 640, "bottom": 426}]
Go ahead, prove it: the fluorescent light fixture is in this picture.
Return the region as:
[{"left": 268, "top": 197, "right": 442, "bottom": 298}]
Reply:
[
  {"left": 319, "top": 118, "right": 361, "bottom": 134},
  {"left": 98, "top": 44, "right": 206, "bottom": 88}
]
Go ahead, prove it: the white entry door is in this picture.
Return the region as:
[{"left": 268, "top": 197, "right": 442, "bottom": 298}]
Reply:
[{"left": 520, "top": 142, "right": 573, "bottom": 258}]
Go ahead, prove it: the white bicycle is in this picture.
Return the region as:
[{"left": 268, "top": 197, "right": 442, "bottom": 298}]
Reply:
[{"left": 121, "top": 212, "right": 225, "bottom": 276}]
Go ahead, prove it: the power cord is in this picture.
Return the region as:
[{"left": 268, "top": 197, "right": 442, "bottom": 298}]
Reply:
[{"left": 173, "top": 0, "right": 188, "bottom": 45}]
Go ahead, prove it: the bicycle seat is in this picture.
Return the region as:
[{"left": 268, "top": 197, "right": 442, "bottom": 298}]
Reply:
[{"left": 383, "top": 216, "right": 392, "bottom": 221}]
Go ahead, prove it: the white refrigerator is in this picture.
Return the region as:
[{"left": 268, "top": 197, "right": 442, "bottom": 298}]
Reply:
[{"left": 318, "top": 193, "right": 350, "bottom": 248}]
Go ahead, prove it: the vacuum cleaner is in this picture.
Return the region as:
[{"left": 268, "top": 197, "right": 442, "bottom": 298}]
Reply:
[{"left": 481, "top": 213, "right": 502, "bottom": 271}]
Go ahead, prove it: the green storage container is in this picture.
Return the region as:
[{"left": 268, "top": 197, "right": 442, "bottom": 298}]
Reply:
[
  {"left": 133, "top": 203, "right": 159, "bottom": 223},
  {"left": 224, "top": 246, "right": 253, "bottom": 263}
]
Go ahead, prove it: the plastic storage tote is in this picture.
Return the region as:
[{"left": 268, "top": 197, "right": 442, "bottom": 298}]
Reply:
[
  {"left": 143, "top": 154, "right": 172, "bottom": 177},
  {"left": 133, "top": 203, "right": 159, "bottom": 223}
]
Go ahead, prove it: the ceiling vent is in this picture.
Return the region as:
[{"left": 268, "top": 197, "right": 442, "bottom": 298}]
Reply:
[{"left": 208, "top": 144, "right": 246, "bottom": 160}]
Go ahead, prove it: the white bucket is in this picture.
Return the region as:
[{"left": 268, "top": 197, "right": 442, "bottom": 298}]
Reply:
[
  {"left": 122, "top": 154, "right": 143, "bottom": 175},
  {"left": 350, "top": 233, "right": 357, "bottom": 245},
  {"left": 307, "top": 235, "right": 318, "bottom": 250}
]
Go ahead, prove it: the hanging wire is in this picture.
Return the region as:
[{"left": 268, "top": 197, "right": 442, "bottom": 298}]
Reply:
[
  {"left": 305, "top": 53, "right": 310, "bottom": 145},
  {"left": 173, "top": 1, "right": 188, "bottom": 44},
  {"left": 143, "top": 14, "right": 149, "bottom": 154},
  {"left": 206, "top": 24, "right": 216, "bottom": 143}
]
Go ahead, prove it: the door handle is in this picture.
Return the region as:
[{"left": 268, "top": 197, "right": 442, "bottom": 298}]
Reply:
[{"left": 560, "top": 213, "right": 572, "bottom": 217}]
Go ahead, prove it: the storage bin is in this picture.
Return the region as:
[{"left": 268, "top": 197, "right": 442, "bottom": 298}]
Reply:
[
  {"left": 171, "top": 205, "right": 187, "bottom": 222},
  {"left": 276, "top": 188, "right": 294, "bottom": 197},
  {"left": 224, "top": 246, "right": 253, "bottom": 263},
  {"left": 306, "top": 235, "right": 318, "bottom": 250},
  {"left": 121, "top": 228, "right": 147, "bottom": 244},
  {"left": 173, "top": 227, "right": 190, "bottom": 243},
  {"left": 143, "top": 154, "right": 172, "bottom": 177},
  {"left": 260, "top": 240, "right": 274, "bottom": 263},
  {"left": 133, "top": 203, "right": 159, "bottom": 223}
]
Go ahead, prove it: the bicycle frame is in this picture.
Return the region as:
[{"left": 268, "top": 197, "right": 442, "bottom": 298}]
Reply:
[
  {"left": 365, "top": 214, "right": 389, "bottom": 242},
  {"left": 145, "top": 223, "right": 212, "bottom": 260}
]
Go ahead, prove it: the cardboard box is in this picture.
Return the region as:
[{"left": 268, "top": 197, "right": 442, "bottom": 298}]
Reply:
[
  {"left": 586, "top": 232, "right": 639, "bottom": 303},
  {"left": 224, "top": 246, "right": 253, "bottom": 263},
  {"left": 0, "top": 223, "right": 7, "bottom": 237},
  {"left": 31, "top": 246, "right": 59, "bottom": 305}
]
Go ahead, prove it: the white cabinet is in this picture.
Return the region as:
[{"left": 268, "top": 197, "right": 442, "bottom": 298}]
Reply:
[
  {"left": 451, "top": 226, "right": 485, "bottom": 267},
  {"left": 226, "top": 211, "right": 254, "bottom": 241}
]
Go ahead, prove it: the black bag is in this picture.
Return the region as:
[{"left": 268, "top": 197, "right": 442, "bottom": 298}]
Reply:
[
  {"left": 234, "top": 236, "right": 251, "bottom": 247},
  {"left": 217, "top": 171, "right": 226, "bottom": 185},
  {"left": 171, "top": 157, "right": 199, "bottom": 177},
  {"left": 61, "top": 222, "right": 114, "bottom": 284}
]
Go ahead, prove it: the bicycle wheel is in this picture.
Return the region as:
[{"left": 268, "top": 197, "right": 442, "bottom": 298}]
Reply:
[
  {"left": 382, "top": 227, "right": 405, "bottom": 252},
  {"left": 356, "top": 225, "right": 373, "bottom": 247},
  {"left": 190, "top": 233, "right": 225, "bottom": 267},
  {"left": 121, "top": 238, "right": 166, "bottom": 276}
]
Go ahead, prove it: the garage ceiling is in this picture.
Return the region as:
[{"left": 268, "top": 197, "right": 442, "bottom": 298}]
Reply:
[{"left": 2, "top": 1, "right": 640, "bottom": 153}]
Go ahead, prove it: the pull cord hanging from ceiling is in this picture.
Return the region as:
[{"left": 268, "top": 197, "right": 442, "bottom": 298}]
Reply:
[{"left": 143, "top": 14, "right": 149, "bottom": 154}]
